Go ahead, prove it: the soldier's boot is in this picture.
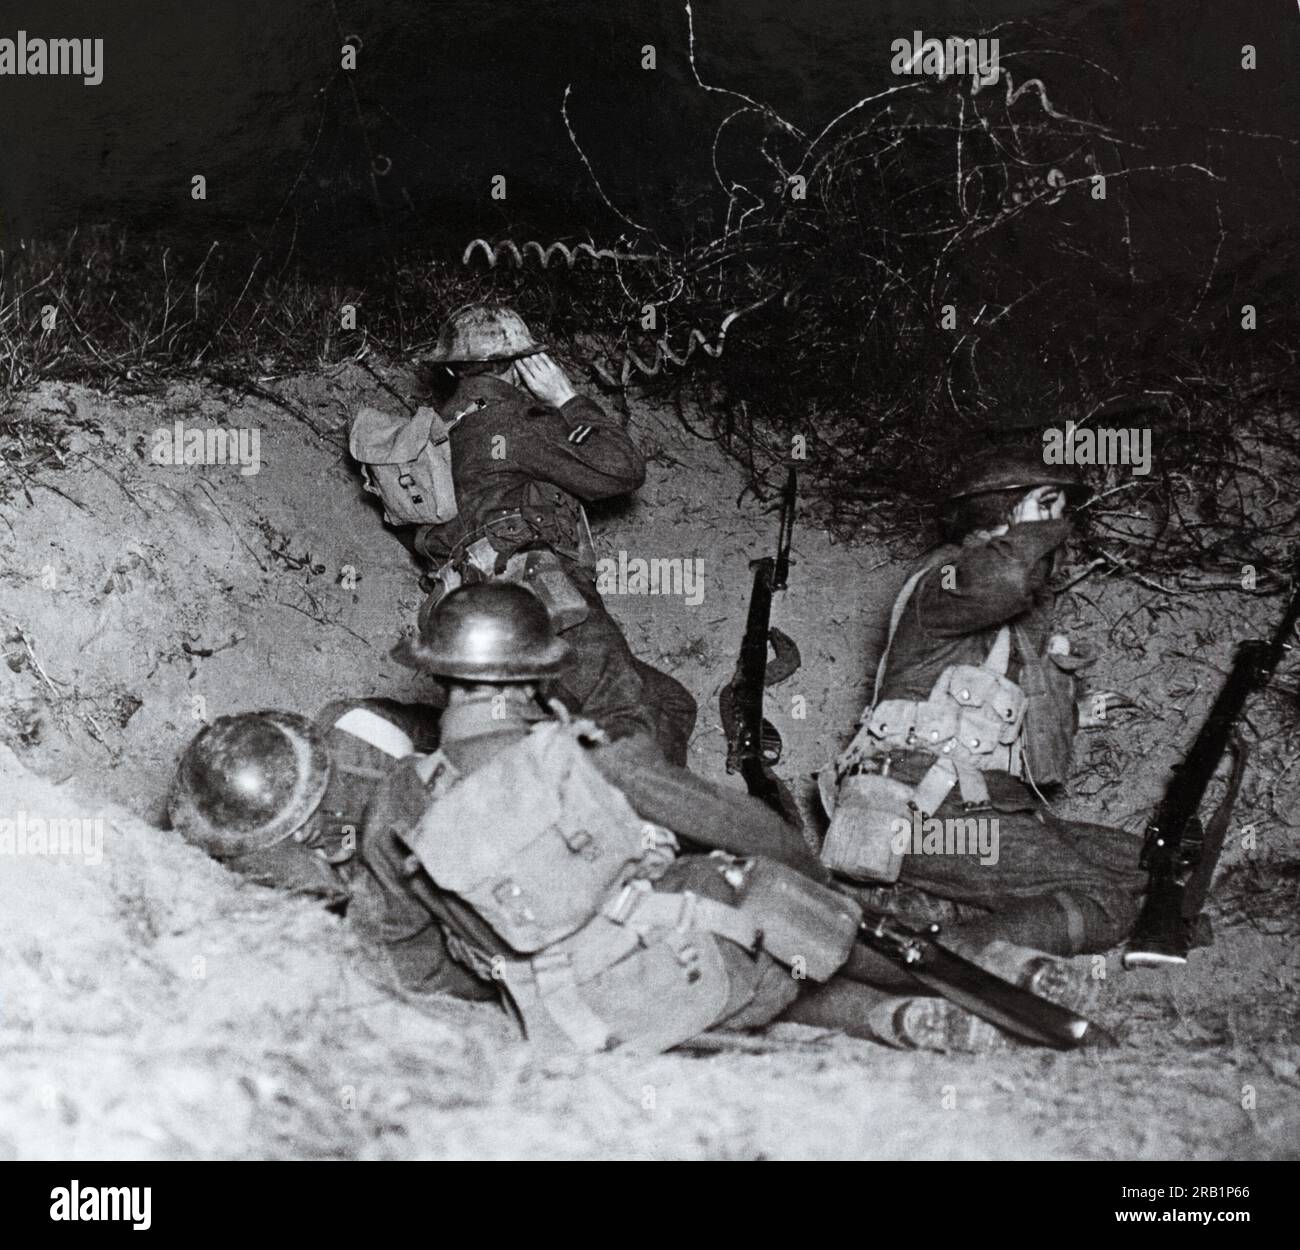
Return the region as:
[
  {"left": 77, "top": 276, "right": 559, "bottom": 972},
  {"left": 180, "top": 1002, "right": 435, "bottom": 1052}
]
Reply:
[
  {"left": 856, "top": 941, "right": 1097, "bottom": 1053},
  {"left": 785, "top": 976, "right": 1006, "bottom": 1053},
  {"left": 976, "top": 940, "right": 1100, "bottom": 1016},
  {"left": 941, "top": 888, "right": 1112, "bottom": 1013},
  {"left": 864, "top": 995, "right": 1009, "bottom": 1054}
]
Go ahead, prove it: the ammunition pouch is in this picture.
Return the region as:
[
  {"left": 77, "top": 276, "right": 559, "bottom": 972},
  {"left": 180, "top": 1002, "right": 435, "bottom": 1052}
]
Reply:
[
  {"left": 828, "top": 657, "right": 1023, "bottom": 823},
  {"left": 822, "top": 566, "right": 1039, "bottom": 881},
  {"left": 496, "top": 853, "right": 859, "bottom": 1054},
  {"left": 931, "top": 663, "right": 1027, "bottom": 740},
  {"left": 440, "top": 510, "right": 591, "bottom": 632}
]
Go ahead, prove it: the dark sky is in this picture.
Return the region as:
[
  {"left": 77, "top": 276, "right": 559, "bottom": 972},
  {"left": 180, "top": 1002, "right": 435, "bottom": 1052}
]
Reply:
[{"left": 0, "top": 0, "right": 1297, "bottom": 267}]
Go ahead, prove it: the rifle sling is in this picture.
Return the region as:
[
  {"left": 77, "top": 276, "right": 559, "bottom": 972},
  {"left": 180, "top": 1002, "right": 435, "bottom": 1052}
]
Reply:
[{"left": 1180, "top": 733, "right": 1249, "bottom": 923}]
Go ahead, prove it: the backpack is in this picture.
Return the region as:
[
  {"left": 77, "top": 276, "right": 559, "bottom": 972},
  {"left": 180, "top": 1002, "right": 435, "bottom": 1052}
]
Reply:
[
  {"left": 401, "top": 721, "right": 859, "bottom": 1053},
  {"left": 404, "top": 720, "right": 660, "bottom": 951},
  {"left": 349, "top": 404, "right": 458, "bottom": 526},
  {"left": 494, "top": 854, "right": 859, "bottom": 1053}
]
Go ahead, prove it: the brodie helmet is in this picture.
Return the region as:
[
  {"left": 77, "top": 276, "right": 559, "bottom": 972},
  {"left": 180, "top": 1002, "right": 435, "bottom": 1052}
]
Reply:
[
  {"left": 168, "top": 712, "right": 331, "bottom": 861},
  {"left": 426, "top": 304, "right": 545, "bottom": 364},
  {"left": 391, "top": 583, "right": 571, "bottom": 682},
  {"left": 947, "top": 446, "right": 1090, "bottom": 507}
]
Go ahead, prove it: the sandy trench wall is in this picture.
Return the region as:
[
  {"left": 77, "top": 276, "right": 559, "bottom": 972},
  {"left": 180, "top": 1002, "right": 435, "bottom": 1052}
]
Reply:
[
  {"left": 1, "top": 369, "right": 1298, "bottom": 1161},
  {"left": 0, "top": 374, "right": 437, "bottom": 824},
  {"left": 0, "top": 370, "right": 897, "bottom": 821}
]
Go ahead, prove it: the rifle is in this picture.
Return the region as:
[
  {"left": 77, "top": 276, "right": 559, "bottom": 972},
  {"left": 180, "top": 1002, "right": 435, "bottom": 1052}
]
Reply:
[
  {"left": 851, "top": 915, "right": 1091, "bottom": 1048},
  {"left": 1124, "top": 562, "right": 1300, "bottom": 969},
  {"left": 719, "top": 466, "right": 803, "bottom": 828},
  {"left": 722, "top": 468, "right": 1097, "bottom": 1048}
]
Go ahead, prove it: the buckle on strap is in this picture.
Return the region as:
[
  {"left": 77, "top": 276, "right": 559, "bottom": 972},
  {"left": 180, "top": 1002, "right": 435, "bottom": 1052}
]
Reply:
[
  {"left": 672, "top": 937, "right": 704, "bottom": 981},
  {"left": 605, "top": 885, "right": 760, "bottom": 952},
  {"left": 603, "top": 878, "right": 653, "bottom": 925},
  {"left": 530, "top": 946, "right": 575, "bottom": 988},
  {"left": 560, "top": 826, "right": 595, "bottom": 857},
  {"left": 491, "top": 877, "right": 538, "bottom": 925}
]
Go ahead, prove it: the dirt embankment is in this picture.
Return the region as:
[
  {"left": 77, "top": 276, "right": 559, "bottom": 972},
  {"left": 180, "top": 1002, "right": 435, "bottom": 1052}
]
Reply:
[{"left": 0, "top": 369, "right": 1296, "bottom": 1159}]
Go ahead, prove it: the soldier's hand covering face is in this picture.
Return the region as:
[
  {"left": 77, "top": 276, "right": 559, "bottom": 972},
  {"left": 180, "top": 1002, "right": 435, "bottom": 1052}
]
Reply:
[
  {"left": 516, "top": 352, "right": 578, "bottom": 407},
  {"left": 1012, "top": 485, "right": 1066, "bottom": 525}
]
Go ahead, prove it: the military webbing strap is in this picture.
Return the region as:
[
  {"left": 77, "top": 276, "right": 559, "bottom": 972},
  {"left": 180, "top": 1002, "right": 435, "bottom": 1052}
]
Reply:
[
  {"left": 874, "top": 562, "right": 1012, "bottom": 703},
  {"left": 525, "top": 947, "right": 620, "bottom": 1052},
  {"left": 332, "top": 706, "right": 416, "bottom": 759},
  {"left": 504, "top": 883, "right": 761, "bottom": 1052},
  {"left": 575, "top": 504, "right": 597, "bottom": 571},
  {"left": 870, "top": 562, "right": 1013, "bottom": 812},
  {"left": 603, "top": 882, "right": 762, "bottom": 952},
  {"left": 872, "top": 564, "right": 932, "bottom": 706},
  {"left": 444, "top": 397, "right": 485, "bottom": 432},
  {"left": 1051, "top": 890, "right": 1089, "bottom": 953}
]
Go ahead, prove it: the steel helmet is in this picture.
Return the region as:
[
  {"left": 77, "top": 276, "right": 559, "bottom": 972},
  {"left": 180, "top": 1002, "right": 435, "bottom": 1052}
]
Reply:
[
  {"left": 391, "top": 583, "right": 571, "bottom": 681},
  {"left": 947, "top": 446, "right": 1090, "bottom": 506},
  {"left": 168, "top": 712, "right": 331, "bottom": 860},
  {"left": 427, "top": 304, "right": 545, "bottom": 364}
]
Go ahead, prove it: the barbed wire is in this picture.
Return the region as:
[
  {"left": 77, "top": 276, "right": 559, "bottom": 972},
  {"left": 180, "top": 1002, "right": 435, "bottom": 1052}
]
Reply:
[
  {"left": 474, "top": 9, "right": 1298, "bottom": 574},
  {"left": 461, "top": 239, "right": 659, "bottom": 268},
  {"left": 587, "top": 295, "right": 776, "bottom": 386}
]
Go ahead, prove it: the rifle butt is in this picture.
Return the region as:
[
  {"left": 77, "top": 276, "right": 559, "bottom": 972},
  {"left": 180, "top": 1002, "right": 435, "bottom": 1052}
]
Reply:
[{"left": 1123, "top": 873, "right": 1190, "bottom": 969}]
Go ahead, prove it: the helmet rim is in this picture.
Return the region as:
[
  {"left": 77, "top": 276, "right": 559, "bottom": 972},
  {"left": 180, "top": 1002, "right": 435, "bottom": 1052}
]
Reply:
[
  {"left": 426, "top": 303, "right": 546, "bottom": 364},
  {"left": 946, "top": 445, "right": 1091, "bottom": 507},
  {"left": 168, "top": 712, "right": 331, "bottom": 859},
  {"left": 390, "top": 633, "right": 571, "bottom": 681},
  {"left": 948, "top": 478, "right": 1093, "bottom": 506},
  {"left": 392, "top": 582, "right": 573, "bottom": 682}
]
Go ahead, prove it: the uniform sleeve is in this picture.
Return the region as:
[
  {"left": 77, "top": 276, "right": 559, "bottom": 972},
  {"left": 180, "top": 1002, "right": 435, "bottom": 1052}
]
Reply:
[
  {"left": 591, "top": 734, "right": 829, "bottom": 881},
  {"left": 513, "top": 394, "right": 647, "bottom": 500},
  {"left": 359, "top": 759, "right": 498, "bottom": 1002},
  {"left": 912, "top": 519, "right": 1071, "bottom": 638},
  {"left": 379, "top": 906, "right": 497, "bottom": 1001}
]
